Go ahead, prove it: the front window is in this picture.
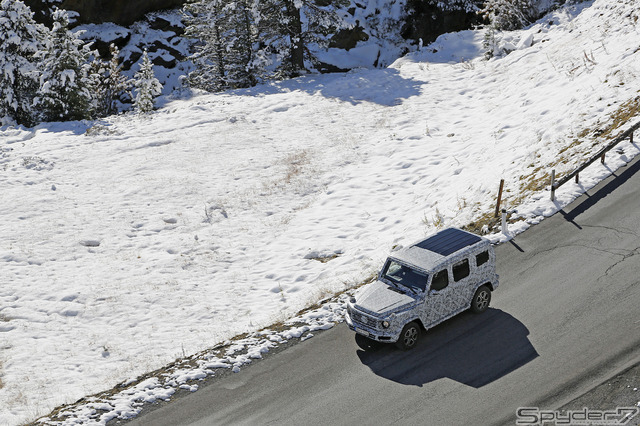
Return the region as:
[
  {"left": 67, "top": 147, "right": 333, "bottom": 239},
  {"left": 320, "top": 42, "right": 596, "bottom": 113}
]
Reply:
[{"left": 382, "top": 260, "right": 428, "bottom": 292}]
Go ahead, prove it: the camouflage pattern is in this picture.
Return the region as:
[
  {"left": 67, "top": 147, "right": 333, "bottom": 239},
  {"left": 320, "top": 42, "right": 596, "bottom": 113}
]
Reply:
[{"left": 346, "top": 229, "right": 498, "bottom": 343}]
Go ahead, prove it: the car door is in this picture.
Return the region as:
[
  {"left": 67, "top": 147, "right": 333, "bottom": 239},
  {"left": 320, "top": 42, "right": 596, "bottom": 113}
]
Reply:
[
  {"left": 421, "top": 268, "right": 457, "bottom": 328},
  {"left": 450, "top": 257, "right": 475, "bottom": 310}
]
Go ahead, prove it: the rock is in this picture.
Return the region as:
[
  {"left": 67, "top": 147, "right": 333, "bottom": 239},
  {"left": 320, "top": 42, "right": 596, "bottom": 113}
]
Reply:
[
  {"left": 79, "top": 240, "right": 101, "bottom": 247},
  {"left": 402, "top": 3, "right": 481, "bottom": 46},
  {"left": 59, "top": 0, "right": 188, "bottom": 26},
  {"left": 329, "top": 26, "right": 369, "bottom": 51}
]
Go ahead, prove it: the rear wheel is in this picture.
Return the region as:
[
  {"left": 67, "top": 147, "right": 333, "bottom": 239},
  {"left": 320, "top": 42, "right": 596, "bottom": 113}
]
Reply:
[
  {"left": 471, "top": 285, "right": 491, "bottom": 314},
  {"left": 395, "top": 321, "right": 420, "bottom": 350}
]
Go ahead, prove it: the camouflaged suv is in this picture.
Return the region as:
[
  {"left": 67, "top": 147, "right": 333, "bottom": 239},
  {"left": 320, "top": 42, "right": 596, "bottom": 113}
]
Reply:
[{"left": 345, "top": 228, "right": 499, "bottom": 350}]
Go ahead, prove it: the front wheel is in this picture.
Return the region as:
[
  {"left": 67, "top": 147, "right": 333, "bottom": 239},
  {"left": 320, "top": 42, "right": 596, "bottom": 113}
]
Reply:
[
  {"left": 395, "top": 321, "right": 421, "bottom": 350},
  {"left": 471, "top": 285, "right": 491, "bottom": 314}
]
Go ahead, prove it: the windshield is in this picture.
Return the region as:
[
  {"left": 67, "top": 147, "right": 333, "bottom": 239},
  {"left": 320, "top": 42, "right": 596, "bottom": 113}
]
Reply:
[{"left": 382, "top": 260, "right": 428, "bottom": 292}]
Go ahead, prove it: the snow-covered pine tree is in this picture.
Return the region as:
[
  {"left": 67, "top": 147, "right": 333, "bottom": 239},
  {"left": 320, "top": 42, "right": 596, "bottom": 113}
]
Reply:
[
  {"left": 256, "top": 0, "right": 345, "bottom": 78},
  {"left": 482, "top": 0, "right": 534, "bottom": 31},
  {"left": 185, "top": 0, "right": 264, "bottom": 91},
  {"left": 0, "top": 0, "right": 48, "bottom": 126},
  {"left": 87, "top": 44, "right": 129, "bottom": 118},
  {"left": 36, "top": 9, "right": 92, "bottom": 122},
  {"left": 221, "top": 0, "right": 262, "bottom": 88},
  {"left": 132, "top": 50, "right": 162, "bottom": 114},
  {"left": 184, "top": 0, "right": 227, "bottom": 92}
]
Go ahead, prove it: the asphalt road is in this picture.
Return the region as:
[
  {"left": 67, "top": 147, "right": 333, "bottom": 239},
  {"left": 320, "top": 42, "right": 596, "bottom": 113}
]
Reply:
[{"left": 127, "top": 154, "right": 640, "bottom": 426}]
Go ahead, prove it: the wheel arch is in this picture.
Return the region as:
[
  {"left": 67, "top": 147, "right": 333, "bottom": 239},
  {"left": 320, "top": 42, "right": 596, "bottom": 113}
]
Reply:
[{"left": 482, "top": 281, "right": 495, "bottom": 291}]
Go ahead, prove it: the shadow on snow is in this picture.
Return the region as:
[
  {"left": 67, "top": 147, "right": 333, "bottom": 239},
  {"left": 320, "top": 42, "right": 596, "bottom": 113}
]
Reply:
[{"left": 238, "top": 67, "right": 424, "bottom": 107}]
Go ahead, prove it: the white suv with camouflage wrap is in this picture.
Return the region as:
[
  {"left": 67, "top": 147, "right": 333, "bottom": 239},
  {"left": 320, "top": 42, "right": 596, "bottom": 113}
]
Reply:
[{"left": 345, "top": 228, "right": 499, "bottom": 350}]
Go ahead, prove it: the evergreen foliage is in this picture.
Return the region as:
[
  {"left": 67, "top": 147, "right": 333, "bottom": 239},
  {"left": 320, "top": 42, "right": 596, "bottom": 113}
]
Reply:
[
  {"left": 0, "top": 0, "right": 48, "bottom": 126},
  {"left": 87, "top": 44, "right": 129, "bottom": 118},
  {"left": 184, "top": 0, "right": 228, "bottom": 91},
  {"left": 482, "top": 0, "right": 534, "bottom": 31},
  {"left": 132, "top": 50, "right": 163, "bottom": 114},
  {"left": 36, "top": 9, "right": 92, "bottom": 122},
  {"left": 221, "top": 0, "right": 262, "bottom": 88},
  {"left": 184, "top": 0, "right": 347, "bottom": 91}
]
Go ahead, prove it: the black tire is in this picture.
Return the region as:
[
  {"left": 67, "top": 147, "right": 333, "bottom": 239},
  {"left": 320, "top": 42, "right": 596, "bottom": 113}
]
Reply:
[
  {"left": 471, "top": 285, "right": 491, "bottom": 314},
  {"left": 395, "top": 321, "right": 421, "bottom": 350}
]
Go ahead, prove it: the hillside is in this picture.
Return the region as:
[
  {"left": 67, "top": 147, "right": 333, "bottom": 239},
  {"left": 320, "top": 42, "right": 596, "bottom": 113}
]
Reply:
[{"left": 1, "top": 0, "right": 639, "bottom": 424}]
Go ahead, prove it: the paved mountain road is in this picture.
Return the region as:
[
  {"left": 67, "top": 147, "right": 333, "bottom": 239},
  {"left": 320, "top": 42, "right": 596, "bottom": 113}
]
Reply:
[{"left": 126, "top": 156, "right": 640, "bottom": 425}]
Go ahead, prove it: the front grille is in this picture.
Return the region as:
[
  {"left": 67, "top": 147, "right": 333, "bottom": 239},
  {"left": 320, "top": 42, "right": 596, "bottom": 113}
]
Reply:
[{"left": 350, "top": 309, "right": 378, "bottom": 330}]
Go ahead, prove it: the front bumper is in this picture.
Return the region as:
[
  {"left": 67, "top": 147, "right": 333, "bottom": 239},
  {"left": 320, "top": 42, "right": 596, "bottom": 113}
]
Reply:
[{"left": 345, "top": 309, "right": 398, "bottom": 343}]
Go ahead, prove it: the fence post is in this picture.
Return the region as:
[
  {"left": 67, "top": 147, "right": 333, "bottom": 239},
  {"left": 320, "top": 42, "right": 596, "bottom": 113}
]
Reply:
[
  {"left": 601, "top": 153, "right": 605, "bottom": 164},
  {"left": 550, "top": 169, "right": 556, "bottom": 201},
  {"left": 495, "top": 179, "right": 504, "bottom": 218},
  {"left": 575, "top": 173, "right": 579, "bottom": 184},
  {"left": 501, "top": 208, "right": 507, "bottom": 235},
  {"left": 631, "top": 131, "right": 634, "bottom": 144}
]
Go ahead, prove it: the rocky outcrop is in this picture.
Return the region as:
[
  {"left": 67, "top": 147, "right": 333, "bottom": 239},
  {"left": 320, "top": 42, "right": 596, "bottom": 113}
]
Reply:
[
  {"left": 23, "top": 0, "right": 187, "bottom": 26},
  {"left": 59, "top": 0, "right": 187, "bottom": 25},
  {"left": 402, "top": 1, "right": 483, "bottom": 45}
]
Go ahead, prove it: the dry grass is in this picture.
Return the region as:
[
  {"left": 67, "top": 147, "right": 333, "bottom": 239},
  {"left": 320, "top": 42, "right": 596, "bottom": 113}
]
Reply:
[
  {"left": 307, "top": 253, "right": 341, "bottom": 263},
  {"left": 281, "top": 150, "right": 310, "bottom": 184},
  {"left": 464, "top": 96, "right": 640, "bottom": 234}
]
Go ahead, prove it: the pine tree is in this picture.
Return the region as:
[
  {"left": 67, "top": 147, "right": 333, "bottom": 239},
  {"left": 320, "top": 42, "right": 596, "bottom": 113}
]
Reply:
[
  {"left": 222, "top": 0, "right": 262, "bottom": 88},
  {"left": 132, "top": 50, "right": 163, "bottom": 114},
  {"left": 184, "top": 0, "right": 227, "bottom": 92},
  {"left": 36, "top": 9, "right": 92, "bottom": 122},
  {"left": 87, "top": 44, "right": 129, "bottom": 118},
  {"left": 482, "top": 0, "right": 534, "bottom": 31},
  {"left": 256, "top": 0, "right": 344, "bottom": 78},
  {"left": 185, "top": 0, "right": 264, "bottom": 91},
  {"left": 0, "top": 0, "right": 48, "bottom": 126},
  {"left": 184, "top": 0, "right": 346, "bottom": 91}
]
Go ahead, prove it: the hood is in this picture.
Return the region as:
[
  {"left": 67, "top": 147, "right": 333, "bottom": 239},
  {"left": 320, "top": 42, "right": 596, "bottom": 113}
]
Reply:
[{"left": 354, "top": 280, "right": 417, "bottom": 316}]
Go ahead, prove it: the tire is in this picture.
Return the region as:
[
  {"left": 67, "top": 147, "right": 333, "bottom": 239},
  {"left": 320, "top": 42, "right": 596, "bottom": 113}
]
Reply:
[
  {"left": 471, "top": 285, "right": 491, "bottom": 314},
  {"left": 395, "top": 321, "right": 421, "bottom": 350}
]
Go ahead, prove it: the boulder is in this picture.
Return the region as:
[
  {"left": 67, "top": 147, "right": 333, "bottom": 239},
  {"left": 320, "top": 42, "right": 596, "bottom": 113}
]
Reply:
[{"left": 59, "top": 0, "right": 187, "bottom": 25}]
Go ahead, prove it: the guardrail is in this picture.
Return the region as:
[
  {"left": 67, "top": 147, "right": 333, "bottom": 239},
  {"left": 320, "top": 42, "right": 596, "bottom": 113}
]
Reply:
[{"left": 550, "top": 120, "right": 640, "bottom": 201}]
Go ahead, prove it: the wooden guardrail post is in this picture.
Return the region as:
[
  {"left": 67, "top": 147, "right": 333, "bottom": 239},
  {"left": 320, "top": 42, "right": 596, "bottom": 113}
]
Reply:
[
  {"left": 495, "top": 179, "right": 504, "bottom": 218},
  {"left": 501, "top": 208, "right": 507, "bottom": 235},
  {"left": 550, "top": 169, "right": 556, "bottom": 201}
]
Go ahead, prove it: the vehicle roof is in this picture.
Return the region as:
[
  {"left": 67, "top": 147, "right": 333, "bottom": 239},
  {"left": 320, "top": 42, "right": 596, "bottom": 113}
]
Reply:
[{"left": 390, "top": 228, "right": 489, "bottom": 272}]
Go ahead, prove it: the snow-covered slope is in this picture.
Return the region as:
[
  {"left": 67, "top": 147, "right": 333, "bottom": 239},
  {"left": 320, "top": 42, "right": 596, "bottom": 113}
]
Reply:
[{"left": 1, "top": 0, "right": 639, "bottom": 424}]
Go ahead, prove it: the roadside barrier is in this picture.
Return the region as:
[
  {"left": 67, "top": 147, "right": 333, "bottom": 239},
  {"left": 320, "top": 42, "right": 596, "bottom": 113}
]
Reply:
[{"left": 550, "top": 120, "right": 640, "bottom": 201}]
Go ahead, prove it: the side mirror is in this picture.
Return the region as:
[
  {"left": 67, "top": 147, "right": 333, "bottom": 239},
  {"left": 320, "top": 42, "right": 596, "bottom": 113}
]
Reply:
[{"left": 429, "top": 289, "right": 439, "bottom": 296}]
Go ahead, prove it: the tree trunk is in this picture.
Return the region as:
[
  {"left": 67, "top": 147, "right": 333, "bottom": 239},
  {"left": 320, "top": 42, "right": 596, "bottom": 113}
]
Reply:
[{"left": 285, "top": 0, "right": 304, "bottom": 76}]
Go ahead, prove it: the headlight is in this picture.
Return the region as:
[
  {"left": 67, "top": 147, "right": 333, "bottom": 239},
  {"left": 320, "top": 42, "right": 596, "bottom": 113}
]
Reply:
[{"left": 381, "top": 320, "right": 390, "bottom": 328}]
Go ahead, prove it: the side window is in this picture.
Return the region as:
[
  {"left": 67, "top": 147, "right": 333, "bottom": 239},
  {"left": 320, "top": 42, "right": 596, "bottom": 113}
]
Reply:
[
  {"left": 431, "top": 269, "right": 449, "bottom": 291},
  {"left": 476, "top": 250, "right": 489, "bottom": 267},
  {"left": 453, "top": 259, "right": 470, "bottom": 282}
]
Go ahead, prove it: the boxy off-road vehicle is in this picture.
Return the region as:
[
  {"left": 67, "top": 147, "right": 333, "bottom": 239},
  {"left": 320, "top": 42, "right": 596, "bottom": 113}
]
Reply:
[{"left": 345, "top": 228, "right": 498, "bottom": 350}]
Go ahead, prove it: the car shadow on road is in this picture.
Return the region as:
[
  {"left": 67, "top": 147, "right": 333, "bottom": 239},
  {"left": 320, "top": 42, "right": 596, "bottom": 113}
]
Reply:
[{"left": 355, "top": 308, "right": 538, "bottom": 388}]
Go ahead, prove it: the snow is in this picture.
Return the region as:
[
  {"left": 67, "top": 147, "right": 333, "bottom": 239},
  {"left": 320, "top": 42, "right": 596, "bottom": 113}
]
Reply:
[{"left": 1, "top": 0, "right": 640, "bottom": 424}]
